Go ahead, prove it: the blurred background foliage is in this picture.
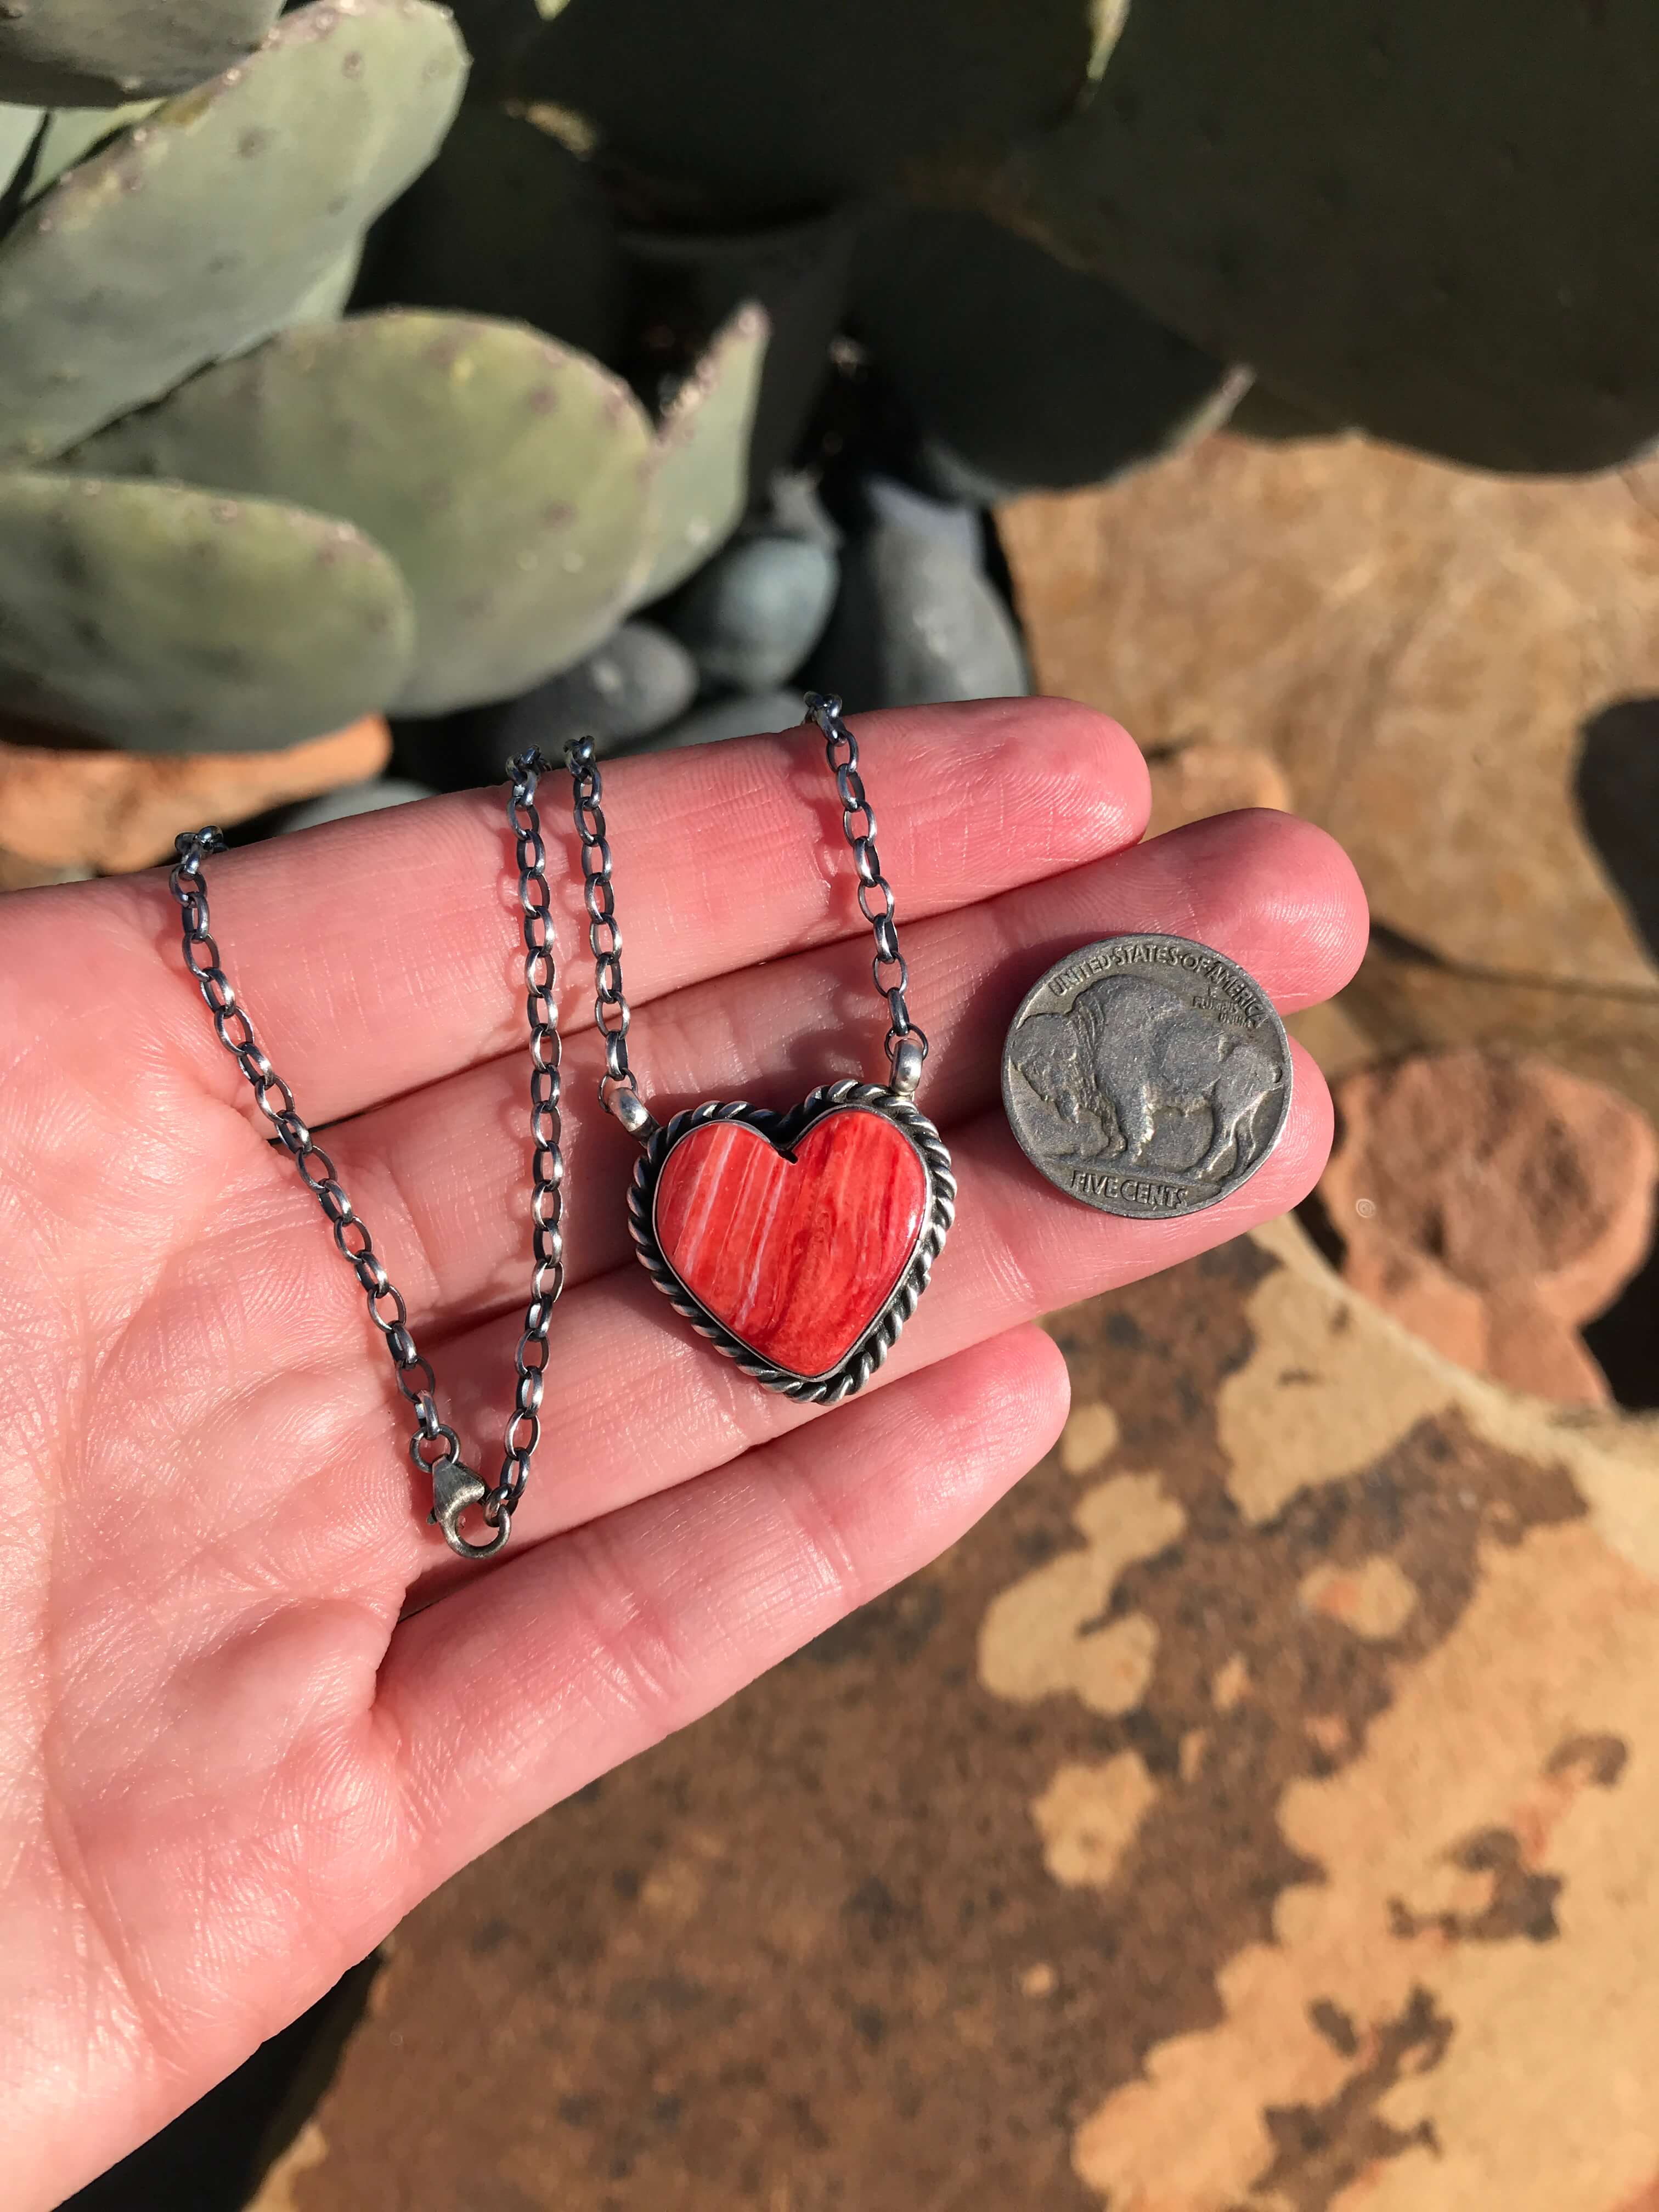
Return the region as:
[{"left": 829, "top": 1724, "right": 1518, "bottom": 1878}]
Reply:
[{"left": 0, "top": 0, "right": 1654, "bottom": 840}]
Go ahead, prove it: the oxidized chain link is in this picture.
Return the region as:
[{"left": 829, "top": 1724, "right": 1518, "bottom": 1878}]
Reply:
[
  {"left": 501, "top": 749, "right": 566, "bottom": 1524},
  {"left": 565, "top": 735, "right": 644, "bottom": 1120},
  {"left": 166, "top": 749, "right": 567, "bottom": 1561},
  {"left": 804, "top": 691, "right": 930, "bottom": 1080},
  {"left": 566, "top": 699, "right": 927, "bottom": 1116}
]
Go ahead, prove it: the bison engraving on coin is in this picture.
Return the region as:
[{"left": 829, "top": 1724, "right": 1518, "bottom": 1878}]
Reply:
[{"left": 1001, "top": 935, "right": 1292, "bottom": 1219}]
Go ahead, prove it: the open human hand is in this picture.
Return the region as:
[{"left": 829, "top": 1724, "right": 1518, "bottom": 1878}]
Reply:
[{"left": 0, "top": 699, "right": 1365, "bottom": 2205}]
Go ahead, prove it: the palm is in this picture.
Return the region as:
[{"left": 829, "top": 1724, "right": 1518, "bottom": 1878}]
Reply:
[{"left": 0, "top": 701, "right": 1364, "bottom": 2207}]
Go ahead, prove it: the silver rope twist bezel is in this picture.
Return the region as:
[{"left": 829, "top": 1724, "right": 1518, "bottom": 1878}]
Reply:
[{"left": 624, "top": 1081, "right": 955, "bottom": 1404}]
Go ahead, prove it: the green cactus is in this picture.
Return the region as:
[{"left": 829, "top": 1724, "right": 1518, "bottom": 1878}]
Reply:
[
  {"left": 0, "top": 0, "right": 466, "bottom": 465},
  {"left": 369, "top": 101, "right": 624, "bottom": 363},
  {"left": 513, "top": 0, "right": 1111, "bottom": 218},
  {"left": 0, "top": 103, "right": 43, "bottom": 196},
  {"left": 618, "top": 208, "right": 858, "bottom": 489},
  {"left": 0, "top": 2, "right": 778, "bottom": 756},
  {"left": 281, "top": 239, "right": 365, "bottom": 329},
  {"left": 0, "top": 0, "right": 280, "bottom": 107},
  {"left": 984, "top": 0, "right": 1659, "bottom": 472},
  {"left": 20, "top": 98, "right": 162, "bottom": 201},
  {"left": 631, "top": 303, "right": 768, "bottom": 605},
  {"left": 0, "top": 473, "right": 414, "bottom": 751},
  {"left": 854, "top": 208, "right": 1247, "bottom": 496},
  {"left": 72, "top": 309, "right": 661, "bottom": 713}
]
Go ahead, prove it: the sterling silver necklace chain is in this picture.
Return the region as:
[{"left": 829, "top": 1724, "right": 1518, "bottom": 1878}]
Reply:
[
  {"left": 166, "top": 695, "right": 920, "bottom": 1561},
  {"left": 169, "top": 751, "right": 565, "bottom": 1560},
  {"left": 563, "top": 692, "right": 930, "bottom": 1136}
]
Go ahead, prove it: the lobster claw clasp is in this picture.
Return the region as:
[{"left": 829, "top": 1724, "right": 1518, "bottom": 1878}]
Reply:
[{"left": 428, "top": 1458, "right": 512, "bottom": 1560}]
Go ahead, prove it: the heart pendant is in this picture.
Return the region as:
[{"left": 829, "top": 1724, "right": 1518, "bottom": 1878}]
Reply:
[{"left": 627, "top": 1081, "right": 955, "bottom": 1401}]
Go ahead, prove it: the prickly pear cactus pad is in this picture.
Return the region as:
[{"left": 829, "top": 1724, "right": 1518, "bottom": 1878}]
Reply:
[
  {"left": 0, "top": 102, "right": 43, "bottom": 192},
  {"left": 854, "top": 209, "right": 1247, "bottom": 494},
  {"left": 280, "top": 239, "right": 365, "bottom": 329},
  {"left": 0, "top": 0, "right": 281, "bottom": 106},
  {"left": 632, "top": 304, "right": 769, "bottom": 606},
  {"left": 0, "top": 0, "right": 467, "bottom": 465},
  {"left": 373, "top": 103, "right": 624, "bottom": 363},
  {"left": 988, "top": 0, "right": 1659, "bottom": 472},
  {"left": 517, "top": 0, "right": 1112, "bottom": 214},
  {"left": 75, "top": 311, "right": 658, "bottom": 713},
  {"left": 0, "top": 474, "right": 415, "bottom": 751},
  {"left": 21, "top": 98, "right": 163, "bottom": 201}
]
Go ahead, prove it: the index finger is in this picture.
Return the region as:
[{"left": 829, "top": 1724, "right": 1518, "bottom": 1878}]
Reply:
[{"left": 1, "top": 698, "right": 1150, "bottom": 1126}]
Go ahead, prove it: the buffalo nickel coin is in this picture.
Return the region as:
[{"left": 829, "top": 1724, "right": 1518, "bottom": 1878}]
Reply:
[{"left": 1001, "top": 934, "right": 1292, "bottom": 1220}]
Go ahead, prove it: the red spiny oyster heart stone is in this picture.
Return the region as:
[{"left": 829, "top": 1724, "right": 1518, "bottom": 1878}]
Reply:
[{"left": 653, "top": 1108, "right": 929, "bottom": 1378}]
